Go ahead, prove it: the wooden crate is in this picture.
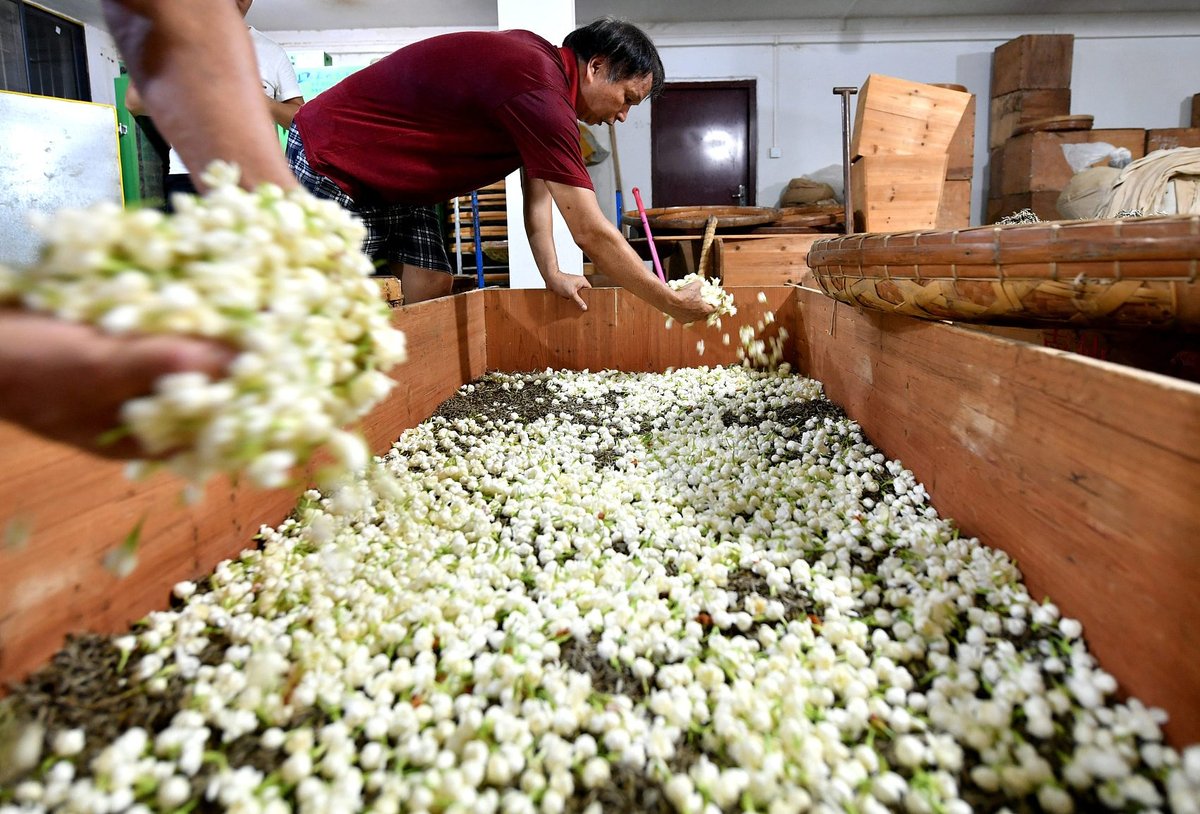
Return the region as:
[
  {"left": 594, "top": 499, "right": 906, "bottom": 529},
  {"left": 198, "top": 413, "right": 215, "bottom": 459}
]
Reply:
[
  {"left": 946, "top": 93, "right": 976, "bottom": 180},
  {"left": 851, "top": 153, "right": 949, "bottom": 232},
  {"left": 375, "top": 275, "right": 403, "bottom": 306},
  {"left": 714, "top": 233, "right": 824, "bottom": 287},
  {"left": 987, "top": 146, "right": 1004, "bottom": 201},
  {"left": 986, "top": 190, "right": 1061, "bottom": 222},
  {"left": 999, "top": 128, "right": 1147, "bottom": 196},
  {"left": 851, "top": 74, "right": 973, "bottom": 159},
  {"left": 991, "top": 34, "right": 1074, "bottom": 97},
  {"left": 1193, "top": 93, "right": 1200, "bottom": 129},
  {"left": 1146, "top": 127, "right": 1200, "bottom": 153},
  {"left": 2, "top": 286, "right": 1198, "bottom": 746},
  {"left": 625, "top": 234, "right": 823, "bottom": 288},
  {"left": 937, "top": 178, "right": 972, "bottom": 229},
  {"left": 988, "top": 88, "right": 1072, "bottom": 150}
]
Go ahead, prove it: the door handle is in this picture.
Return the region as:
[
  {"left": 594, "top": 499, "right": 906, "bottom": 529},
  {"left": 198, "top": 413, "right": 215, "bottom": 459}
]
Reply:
[{"left": 731, "top": 184, "right": 746, "bottom": 205}]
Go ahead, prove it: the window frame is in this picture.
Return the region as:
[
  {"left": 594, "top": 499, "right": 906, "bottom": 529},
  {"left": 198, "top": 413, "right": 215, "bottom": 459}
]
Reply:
[{"left": 0, "top": 0, "right": 90, "bottom": 101}]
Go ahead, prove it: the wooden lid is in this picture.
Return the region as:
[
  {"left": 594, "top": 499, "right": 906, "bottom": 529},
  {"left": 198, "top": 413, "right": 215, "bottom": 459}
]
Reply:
[
  {"left": 622, "top": 205, "right": 781, "bottom": 232},
  {"left": 1013, "top": 114, "right": 1094, "bottom": 137}
]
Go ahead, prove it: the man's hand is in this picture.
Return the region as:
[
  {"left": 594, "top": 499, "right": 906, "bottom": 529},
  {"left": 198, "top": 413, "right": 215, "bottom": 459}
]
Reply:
[
  {"left": 0, "top": 310, "right": 234, "bottom": 458},
  {"left": 545, "top": 269, "right": 592, "bottom": 311},
  {"left": 663, "top": 279, "right": 717, "bottom": 325}
]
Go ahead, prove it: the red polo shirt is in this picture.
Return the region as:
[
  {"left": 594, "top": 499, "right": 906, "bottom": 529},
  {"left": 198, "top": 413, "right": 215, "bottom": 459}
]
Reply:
[{"left": 293, "top": 29, "right": 595, "bottom": 205}]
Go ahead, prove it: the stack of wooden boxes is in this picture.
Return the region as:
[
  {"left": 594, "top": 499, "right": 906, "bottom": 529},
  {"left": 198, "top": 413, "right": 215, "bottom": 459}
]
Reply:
[
  {"left": 1145, "top": 124, "right": 1200, "bottom": 153},
  {"left": 938, "top": 87, "right": 976, "bottom": 229},
  {"left": 1143, "top": 93, "right": 1200, "bottom": 153},
  {"left": 849, "top": 74, "right": 974, "bottom": 232},
  {"left": 986, "top": 34, "right": 1145, "bottom": 222}
]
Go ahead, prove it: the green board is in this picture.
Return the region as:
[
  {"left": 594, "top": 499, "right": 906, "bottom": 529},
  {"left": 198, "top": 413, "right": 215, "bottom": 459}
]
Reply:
[{"left": 113, "top": 74, "right": 140, "bottom": 205}]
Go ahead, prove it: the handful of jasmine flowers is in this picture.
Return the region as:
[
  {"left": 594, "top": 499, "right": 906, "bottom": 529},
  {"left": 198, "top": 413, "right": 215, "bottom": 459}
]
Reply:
[
  {"left": 0, "top": 163, "right": 406, "bottom": 491},
  {"left": 667, "top": 272, "right": 737, "bottom": 327}
]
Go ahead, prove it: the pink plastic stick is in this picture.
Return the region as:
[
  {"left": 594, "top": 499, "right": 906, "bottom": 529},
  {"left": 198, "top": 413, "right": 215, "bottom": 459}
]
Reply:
[{"left": 631, "top": 187, "right": 667, "bottom": 283}]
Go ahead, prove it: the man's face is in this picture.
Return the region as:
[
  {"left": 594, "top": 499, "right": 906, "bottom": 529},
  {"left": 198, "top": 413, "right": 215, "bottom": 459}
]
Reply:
[
  {"left": 235, "top": 0, "right": 254, "bottom": 18},
  {"left": 576, "top": 58, "right": 652, "bottom": 127}
]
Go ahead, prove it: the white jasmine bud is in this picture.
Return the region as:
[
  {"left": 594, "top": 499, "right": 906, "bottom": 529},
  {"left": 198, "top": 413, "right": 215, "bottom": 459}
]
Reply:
[
  {"left": 52, "top": 728, "right": 85, "bottom": 757},
  {"left": 581, "top": 757, "right": 610, "bottom": 790},
  {"left": 157, "top": 776, "right": 191, "bottom": 810}
]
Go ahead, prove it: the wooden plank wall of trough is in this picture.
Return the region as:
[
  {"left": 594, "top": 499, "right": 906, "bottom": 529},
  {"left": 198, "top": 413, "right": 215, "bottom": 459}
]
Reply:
[
  {"left": 5, "top": 284, "right": 1197, "bottom": 752},
  {"left": 482, "top": 287, "right": 793, "bottom": 373},
  {"left": 787, "top": 285, "right": 1200, "bottom": 746},
  {"left": 0, "top": 291, "right": 488, "bottom": 689}
]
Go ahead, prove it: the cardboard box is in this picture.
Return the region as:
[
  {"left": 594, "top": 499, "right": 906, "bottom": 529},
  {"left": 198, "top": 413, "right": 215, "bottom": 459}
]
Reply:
[
  {"left": 1146, "top": 128, "right": 1200, "bottom": 153},
  {"left": 991, "top": 34, "right": 1074, "bottom": 97},
  {"left": 851, "top": 74, "right": 973, "bottom": 159},
  {"left": 999, "top": 128, "right": 1146, "bottom": 197},
  {"left": 988, "top": 88, "right": 1072, "bottom": 150},
  {"left": 851, "top": 153, "right": 949, "bottom": 232}
]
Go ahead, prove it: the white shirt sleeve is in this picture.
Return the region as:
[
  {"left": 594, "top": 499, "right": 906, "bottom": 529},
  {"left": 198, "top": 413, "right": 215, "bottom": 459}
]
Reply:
[{"left": 172, "top": 28, "right": 301, "bottom": 175}]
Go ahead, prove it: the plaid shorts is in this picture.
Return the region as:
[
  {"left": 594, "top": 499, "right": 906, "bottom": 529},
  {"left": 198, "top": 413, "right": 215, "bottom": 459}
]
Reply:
[{"left": 286, "top": 125, "right": 451, "bottom": 274}]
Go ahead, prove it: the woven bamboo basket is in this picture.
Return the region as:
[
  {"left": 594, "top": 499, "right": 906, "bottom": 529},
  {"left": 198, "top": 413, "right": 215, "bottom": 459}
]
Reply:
[{"left": 807, "top": 215, "right": 1200, "bottom": 330}]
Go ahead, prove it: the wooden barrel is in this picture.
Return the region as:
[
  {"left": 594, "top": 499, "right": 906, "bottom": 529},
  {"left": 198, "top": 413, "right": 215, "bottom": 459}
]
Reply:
[{"left": 807, "top": 215, "right": 1200, "bottom": 330}]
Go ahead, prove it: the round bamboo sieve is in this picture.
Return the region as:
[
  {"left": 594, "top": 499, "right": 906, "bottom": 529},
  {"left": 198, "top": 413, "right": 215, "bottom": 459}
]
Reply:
[
  {"left": 807, "top": 215, "right": 1200, "bottom": 330},
  {"left": 621, "top": 205, "right": 780, "bottom": 232}
]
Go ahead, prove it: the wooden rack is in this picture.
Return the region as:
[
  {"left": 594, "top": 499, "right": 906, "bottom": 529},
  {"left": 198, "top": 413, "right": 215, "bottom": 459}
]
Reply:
[{"left": 446, "top": 180, "right": 508, "bottom": 288}]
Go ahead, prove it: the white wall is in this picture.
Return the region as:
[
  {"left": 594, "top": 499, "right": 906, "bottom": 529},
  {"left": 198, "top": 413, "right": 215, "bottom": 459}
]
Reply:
[
  {"left": 83, "top": 22, "right": 120, "bottom": 107},
  {"left": 618, "top": 12, "right": 1200, "bottom": 226},
  {"left": 497, "top": 0, "right": 580, "bottom": 288},
  {"left": 80, "top": 11, "right": 1200, "bottom": 227}
]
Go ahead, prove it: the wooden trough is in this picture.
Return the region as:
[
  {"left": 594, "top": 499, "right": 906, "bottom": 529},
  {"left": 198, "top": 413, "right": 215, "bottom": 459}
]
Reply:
[{"left": 1, "top": 286, "right": 1198, "bottom": 747}]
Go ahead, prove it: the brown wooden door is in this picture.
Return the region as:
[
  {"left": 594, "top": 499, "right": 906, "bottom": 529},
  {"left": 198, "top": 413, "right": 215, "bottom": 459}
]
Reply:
[{"left": 651, "top": 81, "right": 756, "bottom": 207}]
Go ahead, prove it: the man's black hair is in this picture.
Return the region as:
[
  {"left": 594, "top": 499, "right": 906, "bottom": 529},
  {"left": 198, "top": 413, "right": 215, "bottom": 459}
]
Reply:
[{"left": 563, "top": 17, "right": 665, "bottom": 99}]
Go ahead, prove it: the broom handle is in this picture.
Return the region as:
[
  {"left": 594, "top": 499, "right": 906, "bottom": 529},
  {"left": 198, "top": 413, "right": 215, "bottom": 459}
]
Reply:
[
  {"left": 632, "top": 187, "right": 666, "bottom": 283},
  {"left": 698, "top": 215, "right": 719, "bottom": 279}
]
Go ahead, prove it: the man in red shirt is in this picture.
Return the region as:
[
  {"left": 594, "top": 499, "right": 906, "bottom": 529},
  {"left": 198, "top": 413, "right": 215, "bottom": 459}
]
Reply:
[
  {"left": 288, "top": 18, "right": 713, "bottom": 324},
  {"left": 0, "top": 10, "right": 711, "bottom": 457}
]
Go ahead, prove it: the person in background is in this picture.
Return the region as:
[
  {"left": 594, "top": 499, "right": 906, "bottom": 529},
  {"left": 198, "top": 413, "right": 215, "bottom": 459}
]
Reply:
[
  {"left": 288, "top": 18, "right": 714, "bottom": 324},
  {"left": 125, "top": 0, "right": 304, "bottom": 210},
  {"left": 0, "top": 7, "right": 714, "bottom": 458},
  {"left": 0, "top": 0, "right": 297, "bottom": 457}
]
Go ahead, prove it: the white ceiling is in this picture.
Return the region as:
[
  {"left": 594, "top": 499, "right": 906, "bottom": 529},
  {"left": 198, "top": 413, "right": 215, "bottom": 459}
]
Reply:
[{"left": 42, "top": 0, "right": 1200, "bottom": 33}]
